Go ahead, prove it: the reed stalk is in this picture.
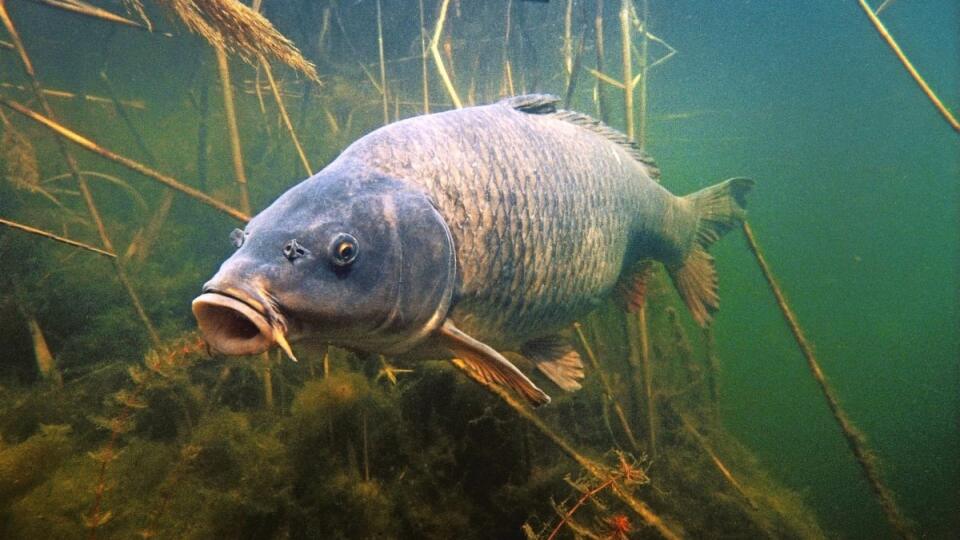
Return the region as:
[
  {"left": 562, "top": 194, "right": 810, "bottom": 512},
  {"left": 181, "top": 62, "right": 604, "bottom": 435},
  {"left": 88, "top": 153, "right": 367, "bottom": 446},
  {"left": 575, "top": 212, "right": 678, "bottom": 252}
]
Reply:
[
  {"left": 452, "top": 359, "right": 682, "bottom": 540},
  {"left": 0, "top": 216, "right": 116, "bottom": 257},
  {"left": 419, "top": 0, "right": 430, "bottom": 112},
  {"left": 619, "top": 0, "right": 634, "bottom": 140},
  {"left": 376, "top": 0, "right": 389, "bottom": 124},
  {"left": 637, "top": 0, "right": 649, "bottom": 149},
  {"left": 0, "top": 81, "right": 145, "bottom": 109},
  {"left": 262, "top": 58, "right": 312, "bottom": 175},
  {"left": 0, "top": 0, "right": 160, "bottom": 347},
  {"left": 0, "top": 97, "right": 249, "bottom": 221},
  {"left": 502, "top": 0, "right": 515, "bottom": 96},
  {"left": 574, "top": 322, "right": 640, "bottom": 451},
  {"left": 741, "top": 221, "right": 915, "bottom": 539},
  {"left": 429, "top": 0, "right": 462, "bottom": 108},
  {"left": 563, "top": 0, "right": 574, "bottom": 88},
  {"left": 25, "top": 312, "right": 61, "bottom": 386},
  {"left": 675, "top": 410, "right": 756, "bottom": 509},
  {"left": 593, "top": 0, "right": 609, "bottom": 122},
  {"left": 215, "top": 46, "right": 251, "bottom": 215},
  {"left": 857, "top": 0, "right": 959, "bottom": 134}
]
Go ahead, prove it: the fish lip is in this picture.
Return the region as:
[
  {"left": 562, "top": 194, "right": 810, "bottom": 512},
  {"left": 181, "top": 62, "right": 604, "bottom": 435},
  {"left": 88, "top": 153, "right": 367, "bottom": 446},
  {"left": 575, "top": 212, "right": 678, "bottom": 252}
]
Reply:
[{"left": 192, "top": 289, "right": 275, "bottom": 356}]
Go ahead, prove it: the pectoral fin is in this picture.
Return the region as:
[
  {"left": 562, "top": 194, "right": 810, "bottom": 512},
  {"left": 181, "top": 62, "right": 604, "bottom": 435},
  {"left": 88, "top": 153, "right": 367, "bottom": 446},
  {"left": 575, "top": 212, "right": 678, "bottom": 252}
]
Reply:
[
  {"left": 521, "top": 335, "right": 585, "bottom": 392},
  {"left": 438, "top": 320, "right": 551, "bottom": 406}
]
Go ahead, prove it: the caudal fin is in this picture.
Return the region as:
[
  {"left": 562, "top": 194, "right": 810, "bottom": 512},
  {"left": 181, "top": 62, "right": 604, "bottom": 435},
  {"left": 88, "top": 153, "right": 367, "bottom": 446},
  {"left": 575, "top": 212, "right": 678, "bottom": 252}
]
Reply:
[{"left": 667, "top": 177, "right": 753, "bottom": 326}]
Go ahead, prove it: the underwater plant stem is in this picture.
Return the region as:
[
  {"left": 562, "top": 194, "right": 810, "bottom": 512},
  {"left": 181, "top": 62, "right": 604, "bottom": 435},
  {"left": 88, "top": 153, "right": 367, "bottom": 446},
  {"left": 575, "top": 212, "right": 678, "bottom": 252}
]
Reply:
[
  {"left": 546, "top": 476, "right": 616, "bottom": 540},
  {"left": 262, "top": 57, "right": 312, "bottom": 175},
  {"left": 675, "top": 410, "right": 755, "bottom": 509},
  {"left": 452, "top": 361, "right": 682, "bottom": 539},
  {"left": 741, "top": 221, "right": 915, "bottom": 539},
  {"left": 638, "top": 308, "right": 657, "bottom": 456},
  {"left": 261, "top": 352, "right": 274, "bottom": 409},
  {"left": 574, "top": 322, "right": 640, "bottom": 450},
  {"left": 502, "top": 0, "right": 515, "bottom": 96},
  {"left": 429, "top": 0, "right": 462, "bottom": 108},
  {"left": 594, "top": 0, "right": 609, "bottom": 122},
  {"left": 0, "top": 97, "right": 249, "bottom": 222},
  {"left": 619, "top": 0, "right": 634, "bottom": 141},
  {"left": 637, "top": 0, "right": 648, "bottom": 149},
  {"left": 419, "top": 0, "right": 430, "bottom": 113},
  {"left": 0, "top": 0, "right": 160, "bottom": 347},
  {"left": 215, "top": 45, "right": 251, "bottom": 215},
  {"left": 857, "top": 0, "right": 959, "bottom": 134},
  {"left": 563, "top": 0, "right": 573, "bottom": 87},
  {"left": 376, "top": 0, "right": 389, "bottom": 124},
  {"left": 0, "top": 217, "right": 116, "bottom": 257}
]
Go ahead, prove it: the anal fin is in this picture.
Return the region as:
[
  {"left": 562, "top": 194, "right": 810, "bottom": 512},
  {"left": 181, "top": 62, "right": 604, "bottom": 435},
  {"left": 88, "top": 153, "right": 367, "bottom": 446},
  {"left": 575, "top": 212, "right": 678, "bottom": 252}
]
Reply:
[
  {"left": 438, "top": 320, "right": 551, "bottom": 406},
  {"left": 522, "top": 335, "right": 585, "bottom": 392}
]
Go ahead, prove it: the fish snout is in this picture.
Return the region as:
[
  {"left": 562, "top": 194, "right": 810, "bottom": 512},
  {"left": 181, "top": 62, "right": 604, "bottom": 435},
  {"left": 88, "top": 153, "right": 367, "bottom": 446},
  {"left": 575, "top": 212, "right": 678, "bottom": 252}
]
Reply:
[{"left": 192, "top": 289, "right": 275, "bottom": 357}]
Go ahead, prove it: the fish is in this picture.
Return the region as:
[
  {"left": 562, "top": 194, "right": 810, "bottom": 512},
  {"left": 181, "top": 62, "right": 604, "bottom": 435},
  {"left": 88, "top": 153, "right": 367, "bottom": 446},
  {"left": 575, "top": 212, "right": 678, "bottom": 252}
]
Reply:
[{"left": 192, "top": 94, "right": 752, "bottom": 406}]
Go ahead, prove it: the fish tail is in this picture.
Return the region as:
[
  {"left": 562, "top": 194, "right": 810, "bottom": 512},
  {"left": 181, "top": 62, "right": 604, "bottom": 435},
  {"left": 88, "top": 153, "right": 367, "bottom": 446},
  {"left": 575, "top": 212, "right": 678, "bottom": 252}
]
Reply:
[{"left": 667, "top": 177, "right": 754, "bottom": 326}]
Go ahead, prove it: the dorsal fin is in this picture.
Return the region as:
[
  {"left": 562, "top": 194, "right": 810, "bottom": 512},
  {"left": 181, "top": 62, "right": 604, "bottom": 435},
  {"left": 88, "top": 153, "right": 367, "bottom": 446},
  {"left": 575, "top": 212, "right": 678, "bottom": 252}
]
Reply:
[{"left": 499, "top": 94, "right": 660, "bottom": 181}]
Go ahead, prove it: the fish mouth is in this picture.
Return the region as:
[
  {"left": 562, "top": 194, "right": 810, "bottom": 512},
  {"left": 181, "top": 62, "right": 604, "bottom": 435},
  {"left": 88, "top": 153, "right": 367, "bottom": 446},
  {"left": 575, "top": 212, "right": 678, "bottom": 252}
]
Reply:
[{"left": 192, "top": 289, "right": 297, "bottom": 361}]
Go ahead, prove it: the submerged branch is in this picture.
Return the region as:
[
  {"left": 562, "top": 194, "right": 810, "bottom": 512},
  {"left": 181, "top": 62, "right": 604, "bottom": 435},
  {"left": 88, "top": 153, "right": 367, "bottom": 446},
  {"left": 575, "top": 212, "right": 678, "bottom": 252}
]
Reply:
[
  {"left": 0, "top": 216, "right": 116, "bottom": 257},
  {"left": 742, "top": 221, "right": 915, "bottom": 539},
  {"left": 857, "top": 0, "right": 959, "bottom": 134}
]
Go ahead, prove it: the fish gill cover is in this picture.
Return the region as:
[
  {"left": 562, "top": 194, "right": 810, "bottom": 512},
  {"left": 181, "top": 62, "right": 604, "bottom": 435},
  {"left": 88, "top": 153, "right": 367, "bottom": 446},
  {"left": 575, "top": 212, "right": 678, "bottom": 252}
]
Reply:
[{"left": 0, "top": 1, "right": 956, "bottom": 539}]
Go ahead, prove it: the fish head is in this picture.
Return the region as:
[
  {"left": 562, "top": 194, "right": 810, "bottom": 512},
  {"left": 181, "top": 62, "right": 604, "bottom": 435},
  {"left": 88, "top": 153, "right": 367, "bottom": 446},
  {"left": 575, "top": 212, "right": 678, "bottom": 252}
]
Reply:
[{"left": 192, "top": 172, "right": 456, "bottom": 360}]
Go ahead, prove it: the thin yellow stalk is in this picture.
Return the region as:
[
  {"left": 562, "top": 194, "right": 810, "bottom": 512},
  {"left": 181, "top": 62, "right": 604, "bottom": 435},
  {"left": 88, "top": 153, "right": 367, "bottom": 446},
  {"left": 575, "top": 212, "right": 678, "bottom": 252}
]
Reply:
[
  {"left": 419, "top": 0, "right": 430, "bottom": 112},
  {"left": 637, "top": 0, "right": 649, "bottom": 149},
  {"left": 675, "top": 411, "right": 755, "bottom": 508},
  {"left": 262, "top": 59, "right": 312, "bottom": 175},
  {"left": 215, "top": 46, "right": 250, "bottom": 215},
  {"left": 594, "top": 0, "right": 608, "bottom": 122},
  {"left": 429, "top": 0, "right": 462, "bottom": 108},
  {"left": 857, "top": 0, "right": 959, "bottom": 134},
  {"left": 376, "top": 0, "right": 389, "bottom": 124},
  {"left": 0, "top": 217, "right": 115, "bottom": 257},
  {"left": 742, "top": 221, "right": 915, "bottom": 539},
  {"left": 1, "top": 81, "right": 145, "bottom": 109},
  {"left": 563, "top": 0, "right": 573, "bottom": 85},
  {"left": 574, "top": 322, "right": 640, "bottom": 451},
  {"left": 619, "top": 0, "right": 634, "bottom": 141},
  {"left": 0, "top": 97, "right": 248, "bottom": 222},
  {"left": 638, "top": 307, "right": 656, "bottom": 456},
  {"left": 586, "top": 67, "right": 626, "bottom": 89}
]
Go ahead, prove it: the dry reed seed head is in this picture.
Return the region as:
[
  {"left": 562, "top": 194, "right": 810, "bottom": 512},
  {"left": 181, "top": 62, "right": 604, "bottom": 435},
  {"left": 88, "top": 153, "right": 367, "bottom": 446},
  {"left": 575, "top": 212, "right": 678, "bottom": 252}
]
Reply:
[
  {"left": 1, "top": 124, "right": 41, "bottom": 191},
  {"left": 160, "top": 0, "right": 319, "bottom": 83}
]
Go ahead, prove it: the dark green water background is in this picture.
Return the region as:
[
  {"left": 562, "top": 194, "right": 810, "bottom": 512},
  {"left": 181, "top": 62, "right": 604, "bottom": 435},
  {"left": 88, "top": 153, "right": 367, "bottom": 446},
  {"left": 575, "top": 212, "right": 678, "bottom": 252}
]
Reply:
[{"left": 0, "top": 1, "right": 956, "bottom": 537}]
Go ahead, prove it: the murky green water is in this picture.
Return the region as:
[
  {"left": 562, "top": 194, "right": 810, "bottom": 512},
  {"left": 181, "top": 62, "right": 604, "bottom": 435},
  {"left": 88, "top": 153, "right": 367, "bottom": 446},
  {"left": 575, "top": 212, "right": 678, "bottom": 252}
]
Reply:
[{"left": 0, "top": 1, "right": 956, "bottom": 538}]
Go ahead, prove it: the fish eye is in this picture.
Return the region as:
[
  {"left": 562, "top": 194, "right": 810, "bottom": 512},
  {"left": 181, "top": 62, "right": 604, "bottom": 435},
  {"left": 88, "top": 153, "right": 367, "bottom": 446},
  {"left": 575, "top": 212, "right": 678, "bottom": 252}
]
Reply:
[
  {"left": 230, "top": 228, "right": 245, "bottom": 248},
  {"left": 329, "top": 233, "right": 359, "bottom": 266}
]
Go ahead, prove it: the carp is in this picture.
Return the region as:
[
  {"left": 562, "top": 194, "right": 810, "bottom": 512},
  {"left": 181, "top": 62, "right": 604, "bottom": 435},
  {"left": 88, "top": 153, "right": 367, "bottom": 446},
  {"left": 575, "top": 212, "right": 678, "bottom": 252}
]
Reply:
[{"left": 192, "top": 95, "right": 752, "bottom": 405}]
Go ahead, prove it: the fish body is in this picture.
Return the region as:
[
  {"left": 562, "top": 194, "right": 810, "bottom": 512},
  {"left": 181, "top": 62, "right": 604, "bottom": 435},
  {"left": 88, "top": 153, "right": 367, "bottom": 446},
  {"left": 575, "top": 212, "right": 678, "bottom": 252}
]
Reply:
[{"left": 193, "top": 95, "right": 752, "bottom": 405}]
